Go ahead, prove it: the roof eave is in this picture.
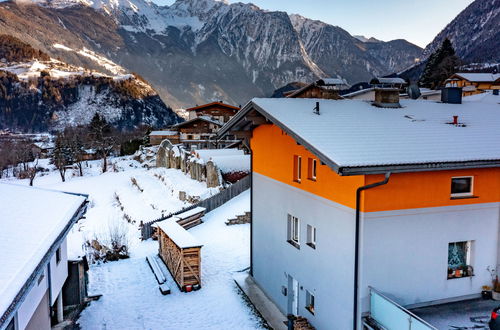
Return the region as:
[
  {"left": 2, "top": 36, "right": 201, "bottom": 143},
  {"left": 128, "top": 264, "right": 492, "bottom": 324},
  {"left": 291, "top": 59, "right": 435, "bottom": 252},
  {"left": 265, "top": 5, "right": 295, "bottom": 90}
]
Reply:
[{"left": 340, "top": 160, "right": 500, "bottom": 176}]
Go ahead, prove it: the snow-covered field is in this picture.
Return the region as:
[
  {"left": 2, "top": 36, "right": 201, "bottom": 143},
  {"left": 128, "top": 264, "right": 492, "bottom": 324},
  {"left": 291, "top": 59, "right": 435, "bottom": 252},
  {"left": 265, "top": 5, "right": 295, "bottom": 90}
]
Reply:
[
  {"left": 78, "top": 190, "right": 265, "bottom": 330},
  {"left": 1, "top": 155, "right": 264, "bottom": 329}
]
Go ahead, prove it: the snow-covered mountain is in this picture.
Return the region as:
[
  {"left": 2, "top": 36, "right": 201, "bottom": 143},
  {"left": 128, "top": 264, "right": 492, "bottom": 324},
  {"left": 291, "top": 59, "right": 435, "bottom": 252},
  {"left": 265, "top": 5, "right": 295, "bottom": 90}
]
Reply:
[
  {"left": 0, "top": 35, "right": 180, "bottom": 132},
  {"left": 0, "top": 0, "right": 422, "bottom": 108},
  {"left": 423, "top": 0, "right": 500, "bottom": 63}
]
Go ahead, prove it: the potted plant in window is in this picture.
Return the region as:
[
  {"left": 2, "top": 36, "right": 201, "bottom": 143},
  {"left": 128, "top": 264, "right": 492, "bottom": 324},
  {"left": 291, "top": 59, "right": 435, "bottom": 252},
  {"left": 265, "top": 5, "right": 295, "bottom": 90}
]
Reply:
[
  {"left": 454, "top": 267, "right": 462, "bottom": 278},
  {"left": 448, "top": 267, "right": 453, "bottom": 279}
]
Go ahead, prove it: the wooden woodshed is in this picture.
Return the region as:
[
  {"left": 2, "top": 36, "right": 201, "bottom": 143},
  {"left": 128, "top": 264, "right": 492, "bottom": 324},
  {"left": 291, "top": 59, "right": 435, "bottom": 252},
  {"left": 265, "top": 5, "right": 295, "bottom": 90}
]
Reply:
[{"left": 157, "top": 219, "right": 203, "bottom": 292}]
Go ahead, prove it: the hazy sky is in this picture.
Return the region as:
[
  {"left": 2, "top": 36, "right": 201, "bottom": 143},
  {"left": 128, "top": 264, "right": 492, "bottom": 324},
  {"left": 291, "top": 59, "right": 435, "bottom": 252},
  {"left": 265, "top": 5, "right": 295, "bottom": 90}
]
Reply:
[{"left": 156, "top": 0, "right": 474, "bottom": 48}]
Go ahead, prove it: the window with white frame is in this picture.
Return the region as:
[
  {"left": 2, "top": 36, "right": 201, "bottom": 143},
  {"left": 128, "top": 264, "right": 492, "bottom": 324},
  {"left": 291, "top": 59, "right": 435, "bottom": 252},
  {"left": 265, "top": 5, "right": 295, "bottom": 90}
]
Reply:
[
  {"left": 293, "top": 155, "right": 302, "bottom": 183},
  {"left": 447, "top": 241, "right": 473, "bottom": 279},
  {"left": 287, "top": 214, "right": 300, "bottom": 248},
  {"left": 451, "top": 176, "right": 473, "bottom": 197},
  {"left": 307, "top": 224, "right": 316, "bottom": 249},
  {"left": 308, "top": 158, "right": 317, "bottom": 181},
  {"left": 305, "top": 290, "right": 315, "bottom": 314}
]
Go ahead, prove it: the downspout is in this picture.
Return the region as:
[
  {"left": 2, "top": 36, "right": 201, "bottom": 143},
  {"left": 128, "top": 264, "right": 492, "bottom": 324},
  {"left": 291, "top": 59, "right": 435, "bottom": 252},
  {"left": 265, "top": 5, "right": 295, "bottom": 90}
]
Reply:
[
  {"left": 353, "top": 172, "right": 391, "bottom": 330},
  {"left": 47, "top": 262, "right": 53, "bottom": 320}
]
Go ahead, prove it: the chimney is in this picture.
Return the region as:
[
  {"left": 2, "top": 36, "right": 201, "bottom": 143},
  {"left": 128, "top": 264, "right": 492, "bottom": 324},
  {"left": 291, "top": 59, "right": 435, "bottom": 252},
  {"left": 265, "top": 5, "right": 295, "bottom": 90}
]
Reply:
[
  {"left": 373, "top": 88, "right": 401, "bottom": 108},
  {"left": 453, "top": 115, "right": 458, "bottom": 125},
  {"left": 441, "top": 87, "right": 462, "bottom": 104},
  {"left": 313, "top": 101, "right": 320, "bottom": 115}
]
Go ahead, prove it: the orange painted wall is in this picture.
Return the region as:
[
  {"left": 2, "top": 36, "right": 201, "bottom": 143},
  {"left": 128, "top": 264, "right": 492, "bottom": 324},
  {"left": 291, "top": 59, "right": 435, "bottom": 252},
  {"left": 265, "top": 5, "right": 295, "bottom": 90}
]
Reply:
[
  {"left": 363, "top": 169, "right": 500, "bottom": 212},
  {"left": 251, "top": 123, "right": 500, "bottom": 212},
  {"left": 251, "top": 124, "right": 364, "bottom": 209}
]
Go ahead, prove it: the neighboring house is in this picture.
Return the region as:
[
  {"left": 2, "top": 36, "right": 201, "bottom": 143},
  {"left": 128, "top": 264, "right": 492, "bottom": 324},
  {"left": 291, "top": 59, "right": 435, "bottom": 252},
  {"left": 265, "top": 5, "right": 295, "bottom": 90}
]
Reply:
[
  {"left": 169, "top": 116, "right": 240, "bottom": 150},
  {"left": 285, "top": 78, "right": 349, "bottom": 99},
  {"left": 218, "top": 92, "right": 500, "bottom": 329},
  {"left": 149, "top": 130, "right": 180, "bottom": 146},
  {"left": 152, "top": 102, "right": 241, "bottom": 150},
  {"left": 31, "top": 142, "right": 54, "bottom": 158},
  {"left": 445, "top": 73, "right": 500, "bottom": 96},
  {"left": 0, "top": 184, "right": 88, "bottom": 330},
  {"left": 186, "top": 101, "right": 240, "bottom": 123}
]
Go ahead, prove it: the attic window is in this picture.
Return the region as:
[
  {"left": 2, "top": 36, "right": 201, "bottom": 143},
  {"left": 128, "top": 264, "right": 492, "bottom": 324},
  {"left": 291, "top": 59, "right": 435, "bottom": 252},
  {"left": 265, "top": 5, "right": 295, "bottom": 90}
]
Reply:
[
  {"left": 308, "top": 158, "right": 317, "bottom": 181},
  {"left": 451, "top": 176, "right": 473, "bottom": 198},
  {"left": 293, "top": 155, "right": 302, "bottom": 183}
]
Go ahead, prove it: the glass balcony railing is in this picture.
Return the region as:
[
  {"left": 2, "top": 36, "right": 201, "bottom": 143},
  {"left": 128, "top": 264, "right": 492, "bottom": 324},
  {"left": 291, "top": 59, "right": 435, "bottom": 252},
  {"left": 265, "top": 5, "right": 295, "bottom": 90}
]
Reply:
[{"left": 367, "top": 287, "right": 437, "bottom": 330}]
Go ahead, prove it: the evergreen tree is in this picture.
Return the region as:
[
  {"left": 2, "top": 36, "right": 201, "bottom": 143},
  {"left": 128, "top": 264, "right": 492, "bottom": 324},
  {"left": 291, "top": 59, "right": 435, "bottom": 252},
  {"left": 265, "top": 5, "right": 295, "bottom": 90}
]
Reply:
[
  {"left": 51, "top": 132, "right": 74, "bottom": 182},
  {"left": 420, "top": 38, "right": 461, "bottom": 89},
  {"left": 88, "top": 113, "right": 116, "bottom": 173}
]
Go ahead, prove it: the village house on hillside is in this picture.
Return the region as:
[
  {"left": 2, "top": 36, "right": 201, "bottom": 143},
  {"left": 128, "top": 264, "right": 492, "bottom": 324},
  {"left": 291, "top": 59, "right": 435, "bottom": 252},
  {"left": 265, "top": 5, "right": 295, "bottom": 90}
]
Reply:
[
  {"left": 219, "top": 90, "right": 500, "bottom": 329},
  {"left": 149, "top": 101, "right": 241, "bottom": 150},
  {"left": 445, "top": 73, "right": 500, "bottom": 96},
  {"left": 0, "top": 184, "right": 88, "bottom": 330}
]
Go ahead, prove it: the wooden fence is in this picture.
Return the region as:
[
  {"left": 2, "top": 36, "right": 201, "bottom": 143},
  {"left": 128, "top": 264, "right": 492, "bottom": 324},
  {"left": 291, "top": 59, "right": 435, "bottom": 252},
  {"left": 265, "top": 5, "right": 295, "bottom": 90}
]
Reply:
[{"left": 140, "top": 175, "right": 251, "bottom": 240}]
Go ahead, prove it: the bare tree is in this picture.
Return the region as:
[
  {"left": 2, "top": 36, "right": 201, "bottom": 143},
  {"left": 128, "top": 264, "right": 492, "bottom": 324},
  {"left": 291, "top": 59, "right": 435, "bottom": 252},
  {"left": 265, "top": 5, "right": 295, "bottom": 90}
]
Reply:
[
  {"left": 88, "top": 113, "right": 116, "bottom": 173},
  {"left": 65, "top": 126, "right": 88, "bottom": 176}
]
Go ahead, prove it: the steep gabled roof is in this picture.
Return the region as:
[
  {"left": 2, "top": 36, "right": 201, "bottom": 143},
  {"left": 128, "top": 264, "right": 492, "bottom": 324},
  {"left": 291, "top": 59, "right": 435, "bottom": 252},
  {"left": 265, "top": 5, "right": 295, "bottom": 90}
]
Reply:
[
  {"left": 219, "top": 94, "right": 500, "bottom": 176},
  {"left": 186, "top": 101, "right": 240, "bottom": 112}
]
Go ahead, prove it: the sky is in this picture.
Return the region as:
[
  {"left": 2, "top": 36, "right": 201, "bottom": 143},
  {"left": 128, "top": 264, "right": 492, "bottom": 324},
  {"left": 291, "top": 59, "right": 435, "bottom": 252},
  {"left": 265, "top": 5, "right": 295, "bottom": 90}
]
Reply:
[{"left": 157, "top": 0, "right": 475, "bottom": 48}]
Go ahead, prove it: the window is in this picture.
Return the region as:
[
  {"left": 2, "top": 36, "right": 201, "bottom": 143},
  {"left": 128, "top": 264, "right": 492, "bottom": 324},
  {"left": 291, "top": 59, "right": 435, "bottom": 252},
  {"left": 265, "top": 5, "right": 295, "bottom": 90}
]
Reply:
[
  {"left": 448, "top": 241, "right": 473, "bottom": 279},
  {"left": 307, "top": 225, "right": 316, "bottom": 249},
  {"left": 308, "top": 158, "right": 317, "bottom": 181},
  {"left": 306, "top": 290, "right": 315, "bottom": 314},
  {"left": 38, "top": 273, "right": 45, "bottom": 286},
  {"left": 451, "top": 176, "right": 473, "bottom": 197},
  {"left": 293, "top": 155, "right": 302, "bottom": 183},
  {"left": 56, "top": 246, "right": 61, "bottom": 264},
  {"left": 287, "top": 214, "right": 300, "bottom": 248}
]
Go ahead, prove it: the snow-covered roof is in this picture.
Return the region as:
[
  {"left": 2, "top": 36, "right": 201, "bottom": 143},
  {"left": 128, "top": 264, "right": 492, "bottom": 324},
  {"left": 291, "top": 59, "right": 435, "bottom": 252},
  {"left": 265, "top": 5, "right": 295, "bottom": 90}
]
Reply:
[
  {"left": 211, "top": 155, "right": 250, "bottom": 173},
  {"left": 372, "top": 77, "right": 406, "bottom": 85},
  {"left": 319, "top": 78, "right": 348, "bottom": 86},
  {"left": 33, "top": 141, "right": 54, "bottom": 149},
  {"left": 342, "top": 87, "right": 375, "bottom": 98},
  {"left": 221, "top": 93, "right": 500, "bottom": 175},
  {"left": 149, "top": 130, "right": 178, "bottom": 136},
  {"left": 157, "top": 218, "right": 202, "bottom": 249},
  {"left": 194, "top": 148, "right": 244, "bottom": 162},
  {"left": 451, "top": 73, "right": 500, "bottom": 83},
  {"left": 0, "top": 184, "right": 86, "bottom": 320},
  {"left": 173, "top": 116, "right": 223, "bottom": 128}
]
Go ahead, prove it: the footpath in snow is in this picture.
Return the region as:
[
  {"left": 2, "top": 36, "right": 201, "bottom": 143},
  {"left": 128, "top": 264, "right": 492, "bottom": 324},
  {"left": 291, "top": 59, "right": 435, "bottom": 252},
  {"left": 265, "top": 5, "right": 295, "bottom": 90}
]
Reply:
[{"left": 77, "top": 190, "right": 266, "bottom": 330}]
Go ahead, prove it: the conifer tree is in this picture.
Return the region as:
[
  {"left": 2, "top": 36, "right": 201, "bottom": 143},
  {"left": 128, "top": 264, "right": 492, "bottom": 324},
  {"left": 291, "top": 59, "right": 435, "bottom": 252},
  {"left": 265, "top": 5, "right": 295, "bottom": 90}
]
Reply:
[{"left": 420, "top": 38, "right": 461, "bottom": 89}]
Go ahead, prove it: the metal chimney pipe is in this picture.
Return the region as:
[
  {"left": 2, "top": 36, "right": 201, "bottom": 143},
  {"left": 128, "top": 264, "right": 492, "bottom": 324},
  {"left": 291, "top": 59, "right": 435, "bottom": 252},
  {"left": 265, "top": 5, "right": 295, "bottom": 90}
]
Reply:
[{"left": 453, "top": 116, "right": 458, "bottom": 125}]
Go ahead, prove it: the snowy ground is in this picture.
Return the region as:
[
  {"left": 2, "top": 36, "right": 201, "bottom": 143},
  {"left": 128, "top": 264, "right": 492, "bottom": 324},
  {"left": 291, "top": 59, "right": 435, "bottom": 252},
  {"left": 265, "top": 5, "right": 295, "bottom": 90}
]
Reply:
[
  {"left": 78, "top": 190, "right": 266, "bottom": 330},
  {"left": 1, "top": 155, "right": 264, "bottom": 329}
]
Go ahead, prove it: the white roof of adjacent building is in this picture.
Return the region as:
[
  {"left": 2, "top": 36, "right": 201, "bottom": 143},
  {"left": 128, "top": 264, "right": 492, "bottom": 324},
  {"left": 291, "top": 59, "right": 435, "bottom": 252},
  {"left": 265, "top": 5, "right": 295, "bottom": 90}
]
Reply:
[
  {"left": 149, "top": 130, "right": 178, "bottom": 136},
  {"left": 194, "top": 148, "right": 244, "bottom": 162},
  {"left": 453, "top": 73, "right": 500, "bottom": 82},
  {"left": 157, "top": 218, "right": 202, "bottom": 249},
  {"left": 374, "top": 77, "right": 406, "bottom": 84},
  {"left": 319, "top": 78, "right": 348, "bottom": 85},
  {"left": 248, "top": 93, "right": 500, "bottom": 169},
  {"left": 0, "top": 184, "right": 86, "bottom": 319}
]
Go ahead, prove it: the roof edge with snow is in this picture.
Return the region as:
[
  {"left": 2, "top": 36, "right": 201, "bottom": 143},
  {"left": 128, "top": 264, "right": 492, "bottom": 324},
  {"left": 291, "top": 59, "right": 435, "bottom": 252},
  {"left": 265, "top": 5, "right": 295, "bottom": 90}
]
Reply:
[{"left": 0, "top": 186, "right": 88, "bottom": 328}]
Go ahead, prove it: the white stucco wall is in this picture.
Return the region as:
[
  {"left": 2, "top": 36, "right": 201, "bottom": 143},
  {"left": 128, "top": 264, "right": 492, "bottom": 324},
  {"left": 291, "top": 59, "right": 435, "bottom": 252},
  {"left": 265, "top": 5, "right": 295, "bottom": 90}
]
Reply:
[
  {"left": 360, "top": 202, "right": 500, "bottom": 311},
  {"left": 16, "top": 269, "right": 49, "bottom": 330},
  {"left": 50, "top": 238, "right": 68, "bottom": 305},
  {"left": 14, "top": 238, "right": 69, "bottom": 330},
  {"left": 252, "top": 173, "right": 356, "bottom": 330}
]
